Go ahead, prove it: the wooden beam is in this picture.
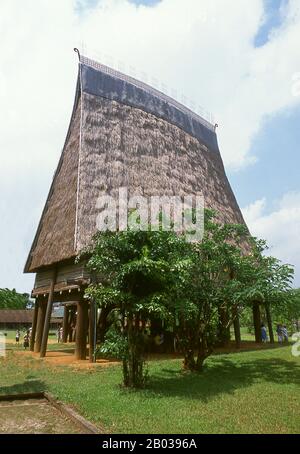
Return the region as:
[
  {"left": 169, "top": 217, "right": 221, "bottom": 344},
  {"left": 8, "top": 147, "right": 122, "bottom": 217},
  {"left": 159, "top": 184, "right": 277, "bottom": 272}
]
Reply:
[
  {"left": 30, "top": 300, "right": 39, "bottom": 352},
  {"left": 75, "top": 299, "right": 88, "bottom": 360},
  {"left": 265, "top": 303, "right": 275, "bottom": 343},
  {"left": 40, "top": 269, "right": 57, "bottom": 358},
  {"left": 34, "top": 301, "right": 47, "bottom": 353},
  {"left": 252, "top": 301, "right": 262, "bottom": 343}
]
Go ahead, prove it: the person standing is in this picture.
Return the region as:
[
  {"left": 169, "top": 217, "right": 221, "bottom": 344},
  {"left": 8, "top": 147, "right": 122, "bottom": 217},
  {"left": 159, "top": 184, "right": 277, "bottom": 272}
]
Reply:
[
  {"left": 59, "top": 326, "right": 63, "bottom": 343},
  {"left": 276, "top": 324, "right": 283, "bottom": 343},
  {"left": 261, "top": 324, "right": 268, "bottom": 343},
  {"left": 23, "top": 332, "right": 29, "bottom": 350},
  {"left": 282, "top": 325, "right": 289, "bottom": 343},
  {"left": 15, "top": 329, "right": 20, "bottom": 345},
  {"left": 56, "top": 327, "right": 61, "bottom": 343}
]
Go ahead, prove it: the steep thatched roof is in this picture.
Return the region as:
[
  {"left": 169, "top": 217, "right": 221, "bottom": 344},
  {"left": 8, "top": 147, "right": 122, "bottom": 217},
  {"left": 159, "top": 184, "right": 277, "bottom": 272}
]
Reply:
[{"left": 25, "top": 55, "right": 247, "bottom": 273}]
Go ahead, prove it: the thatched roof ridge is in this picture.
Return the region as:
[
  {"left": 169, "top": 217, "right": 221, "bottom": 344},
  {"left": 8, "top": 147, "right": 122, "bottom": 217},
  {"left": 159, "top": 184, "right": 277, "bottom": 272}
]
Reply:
[
  {"left": 25, "top": 55, "right": 248, "bottom": 274},
  {"left": 80, "top": 57, "right": 219, "bottom": 153}
]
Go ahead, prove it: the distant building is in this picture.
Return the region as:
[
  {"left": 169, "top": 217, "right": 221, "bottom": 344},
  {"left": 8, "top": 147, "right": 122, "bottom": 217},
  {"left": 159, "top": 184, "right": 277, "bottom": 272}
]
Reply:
[{"left": 0, "top": 309, "right": 61, "bottom": 331}]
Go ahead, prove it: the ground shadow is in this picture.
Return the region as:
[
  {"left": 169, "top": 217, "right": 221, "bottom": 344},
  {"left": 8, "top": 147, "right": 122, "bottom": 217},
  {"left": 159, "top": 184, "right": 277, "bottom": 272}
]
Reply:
[
  {"left": 145, "top": 357, "right": 300, "bottom": 402},
  {"left": 0, "top": 380, "right": 45, "bottom": 396}
]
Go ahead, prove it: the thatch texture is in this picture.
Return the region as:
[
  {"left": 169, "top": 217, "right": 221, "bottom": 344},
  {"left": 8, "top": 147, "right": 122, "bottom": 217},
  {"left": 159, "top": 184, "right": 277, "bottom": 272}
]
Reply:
[
  {"left": 76, "top": 93, "right": 245, "bottom": 251},
  {"left": 25, "top": 56, "right": 247, "bottom": 273}
]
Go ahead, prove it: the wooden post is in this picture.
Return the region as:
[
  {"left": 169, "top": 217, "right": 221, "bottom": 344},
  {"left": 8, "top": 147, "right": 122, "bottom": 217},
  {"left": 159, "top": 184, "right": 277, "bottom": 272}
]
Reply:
[
  {"left": 68, "top": 306, "right": 75, "bottom": 342},
  {"left": 252, "top": 302, "right": 262, "bottom": 343},
  {"left": 233, "top": 308, "right": 241, "bottom": 349},
  {"left": 89, "top": 299, "right": 96, "bottom": 363},
  {"left": 265, "top": 303, "right": 275, "bottom": 343},
  {"left": 30, "top": 299, "right": 39, "bottom": 352},
  {"left": 40, "top": 269, "right": 57, "bottom": 358},
  {"left": 75, "top": 298, "right": 88, "bottom": 360},
  {"left": 62, "top": 306, "right": 69, "bottom": 343},
  {"left": 34, "top": 301, "right": 47, "bottom": 353}
]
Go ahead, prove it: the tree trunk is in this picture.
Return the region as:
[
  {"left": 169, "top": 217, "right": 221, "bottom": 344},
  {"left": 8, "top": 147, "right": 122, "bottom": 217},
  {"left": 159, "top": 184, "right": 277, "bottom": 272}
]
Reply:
[
  {"left": 233, "top": 308, "right": 241, "bottom": 349},
  {"left": 124, "top": 313, "right": 145, "bottom": 387},
  {"left": 195, "top": 334, "right": 212, "bottom": 372},
  {"left": 265, "top": 303, "right": 274, "bottom": 343},
  {"left": 97, "top": 306, "right": 111, "bottom": 343},
  {"left": 183, "top": 350, "right": 196, "bottom": 371},
  {"left": 252, "top": 302, "right": 262, "bottom": 343},
  {"left": 218, "top": 307, "right": 231, "bottom": 346}
]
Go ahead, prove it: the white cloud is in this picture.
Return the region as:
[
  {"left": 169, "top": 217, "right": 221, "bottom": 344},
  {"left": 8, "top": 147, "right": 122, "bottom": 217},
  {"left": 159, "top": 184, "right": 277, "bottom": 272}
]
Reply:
[
  {"left": 242, "top": 192, "right": 300, "bottom": 287},
  {"left": 0, "top": 0, "right": 300, "bottom": 291}
]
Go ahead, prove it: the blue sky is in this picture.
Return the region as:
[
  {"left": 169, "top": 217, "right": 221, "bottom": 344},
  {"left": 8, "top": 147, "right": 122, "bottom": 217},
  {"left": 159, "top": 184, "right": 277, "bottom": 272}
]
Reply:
[
  {"left": 229, "top": 0, "right": 300, "bottom": 209},
  {"left": 230, "top": 105, "right": 300, "bottom": 211},
  {"left": 254, "top": 0, "right": 288, "bottom": 47}
]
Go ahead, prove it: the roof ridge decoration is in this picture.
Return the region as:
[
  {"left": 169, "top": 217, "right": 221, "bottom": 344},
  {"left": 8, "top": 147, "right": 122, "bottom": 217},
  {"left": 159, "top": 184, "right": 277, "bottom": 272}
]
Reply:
[
  {"left": 80, "top": 54, "right": 215, "bottom": 132},
  {"left": 79, "top": 54, "right": 219, "bottom": 153}
]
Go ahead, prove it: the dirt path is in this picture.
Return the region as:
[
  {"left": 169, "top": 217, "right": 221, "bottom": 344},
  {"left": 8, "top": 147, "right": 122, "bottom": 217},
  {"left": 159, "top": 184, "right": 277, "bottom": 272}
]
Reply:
[{"left": 0, "top": 398, "right": 86, "bottom": 434}]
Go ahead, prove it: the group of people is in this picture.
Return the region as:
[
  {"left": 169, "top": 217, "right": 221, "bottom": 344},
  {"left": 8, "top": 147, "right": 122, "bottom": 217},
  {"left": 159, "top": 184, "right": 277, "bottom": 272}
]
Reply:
[
  {"left": 15, "top": 328, "right": 32, "bottom": 350},
  {"left": 261, "top": 323, "right": 289, "bottom": 343},
  {"left": 276, "top": 324, "right": 289, "bottom": 343}
]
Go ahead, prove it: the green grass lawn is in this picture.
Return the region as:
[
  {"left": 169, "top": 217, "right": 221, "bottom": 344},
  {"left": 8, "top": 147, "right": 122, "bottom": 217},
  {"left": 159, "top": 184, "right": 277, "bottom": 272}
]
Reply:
[{"left": 0, "top": 346, "right": 299, "bottom": 434}]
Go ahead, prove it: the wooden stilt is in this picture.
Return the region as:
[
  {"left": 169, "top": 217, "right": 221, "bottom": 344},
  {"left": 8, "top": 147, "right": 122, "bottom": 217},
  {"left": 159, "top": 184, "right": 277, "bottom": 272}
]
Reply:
[
  {"left": 89, "top": 299, "right": 96, "bottom": 363},
  {"left": 265, "top": 303, "right": 275, "bottom": 343},
  {"left": 40, "top": 270, "right": 57, "bottom": 358},
  {"left": 68, "top": 307, "right": 75, "bottom": 342},
  {"left": 34, "top": 301, "right": 47, "bottom": 353},
  {"left": 233, "top": 308, "right": 241, "bottom": 349},
  {"left": 30, "top": 299, "right": 39, "bottom": 352},
  {"left": 75, "top": 299, "right": 88, "bottom": 360},
  {"left": 62, "top": 306, "right": 69, "bottom": 343},
  {"left": 252, "top": 302, "right": 262, "bottom": 343}
]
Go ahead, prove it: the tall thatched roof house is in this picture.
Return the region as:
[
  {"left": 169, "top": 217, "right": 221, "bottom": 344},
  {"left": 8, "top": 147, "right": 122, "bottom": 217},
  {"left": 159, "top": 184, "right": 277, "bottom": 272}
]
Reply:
[{"left": 25, "top": 52, "right": 247, "bottom": 360}]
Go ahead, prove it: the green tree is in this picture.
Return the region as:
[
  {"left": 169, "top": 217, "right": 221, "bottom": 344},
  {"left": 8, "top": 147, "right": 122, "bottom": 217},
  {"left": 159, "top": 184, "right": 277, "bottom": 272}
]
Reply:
[
  {"left": 84, "top": 230, "right": 191, "bottom": 387},
  {"left": 172, "top": 211, "right": 252, "bottom": 371},
  {"left": 0, "top": 288, "right": 30, "bottom": 310},
  {"left": 271, "top": 288, "right": 300, "bottom": 331},
  {"left": 172, "top": 212, "right": 294, "bottom": 371}
]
